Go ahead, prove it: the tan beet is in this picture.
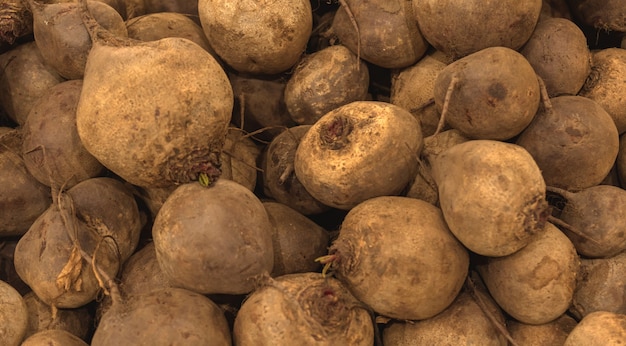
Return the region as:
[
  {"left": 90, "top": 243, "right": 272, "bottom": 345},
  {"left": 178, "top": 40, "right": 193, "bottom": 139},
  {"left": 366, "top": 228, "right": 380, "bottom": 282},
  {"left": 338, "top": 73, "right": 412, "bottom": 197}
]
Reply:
[
  {"left": 431, "top": 140, "right": 549, "bottom": 257},
  {"left": 198, "top": 0, "right": 312, "bottom": 74},
  {"left": 476, "top": 222, "right": 579, "bottom": 325},
  {"left": 324, "top": 196, "right": 469, "bottom": 320},
  {"left": 570, "top": 251, "right": 626, "bottom": 319},
  {"left": 22, "top": 330, "right": 88, "bottom": 346},
  {"left": 568, "top": 0, "right": 626, "bottom": 32},
  {"left": 433, "top": 46, "right": 540, "bottom": 140},
  {"left": 125, "top": 12, "right": 215, "bottom": 56},
  {"left": 92, "top": 288, "right": 231, "bottom": 346},
  {"left": 294, "top": 101, "right": 423, "bottom": 210},
  {"left": 564, "top": 311, "right": 626, "bottom": 346},
  {"left": 76, "top": 0, "right": 233, "bottom": 187},
  {"left": 23, "top": 292, "right": 92, "bottom": 341},
  {"left": 383, "top": 289, "right": 508, "bottom": 345},
  {"left": 284, "top": 44, "right": 369, "bottom": 125},
  {"left": 579, "top": 48, "right": 626, "bottom": 134},
  {"left": 508, "top": 314, "right": 577, "bottom": 346},
  {"left": 30, "top": 0, "right": 128, "bottom": 80},
  {"left": 21, "top": 79, "right": 104, "bottom": 189},
  {"left": 391, "top": 51, "right": 450, "bottom": 137},
  {"left": 262, "top": 125, "right": 329, "bottom": 216},
  {"left": 233, "top": 273, "right": 374, "bottom": 345},
  {"left": 547, "top": 185, "right": 626, "bottom": 258},
  {"left": 263, "top": 202, "right": 329, "bottom": 277},
  {"left": 332, "top": 0, "right": 428, "bottom": 69},
  {"left": 0, "top": 134, "right": 52, "bottom": 236},
  {"left": 0, "top": 41, "right": 64, "bottom": 125},
  {"left": 520, "top": 17, "right": 591, "bottom": 97},
  {"left": 0, "top": 279, "right": 28, "bottom": 346},
  {"left": 516, "top": 95, "right": 620, "bottom": 191},
  {"left": 229, "top": 73, "right": 295, "bottom": 142},
  {"left": 412, "top": 0, "right": 542, "bottom": 59},
  {"left": 220, "top": 127, "right": 261, "bottom": 192},
  {"left": 152, "top": 179, "right": 274, "bottom": 295}
]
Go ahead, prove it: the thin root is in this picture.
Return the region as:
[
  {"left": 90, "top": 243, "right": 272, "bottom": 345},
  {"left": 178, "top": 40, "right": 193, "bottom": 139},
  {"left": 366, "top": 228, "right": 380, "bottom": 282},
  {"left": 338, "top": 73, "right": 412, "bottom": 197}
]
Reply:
[
  {"left": 434, "top": 75, "right": 459, "bottom": 136},
  {"left": 338, "top": 0, "right": 360, "bottom": 70}
]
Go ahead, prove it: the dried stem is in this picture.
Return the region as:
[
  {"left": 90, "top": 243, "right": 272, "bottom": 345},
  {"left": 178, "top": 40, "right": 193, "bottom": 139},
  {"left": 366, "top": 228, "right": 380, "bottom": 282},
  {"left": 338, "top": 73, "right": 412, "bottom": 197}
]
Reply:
[{"left": 434, "top": 75, "right": 459, "bottom": 136}]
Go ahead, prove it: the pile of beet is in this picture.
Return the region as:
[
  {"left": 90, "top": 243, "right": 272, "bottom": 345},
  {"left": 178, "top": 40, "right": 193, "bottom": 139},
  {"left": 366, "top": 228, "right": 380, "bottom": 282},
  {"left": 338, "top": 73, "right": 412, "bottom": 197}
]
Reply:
[{"left": 1, "top": 0, "right": 626, "bottom": 344}]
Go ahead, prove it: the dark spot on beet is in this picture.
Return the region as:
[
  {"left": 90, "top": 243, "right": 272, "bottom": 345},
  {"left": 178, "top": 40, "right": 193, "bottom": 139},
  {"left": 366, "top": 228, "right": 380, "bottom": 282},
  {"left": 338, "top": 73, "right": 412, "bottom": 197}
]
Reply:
[{"left": 488, "top": 82, "right": 507, "bottom": 101}]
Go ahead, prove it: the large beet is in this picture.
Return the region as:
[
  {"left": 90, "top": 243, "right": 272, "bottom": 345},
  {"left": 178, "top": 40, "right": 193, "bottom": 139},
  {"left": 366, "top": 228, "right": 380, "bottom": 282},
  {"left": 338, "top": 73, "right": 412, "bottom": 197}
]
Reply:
[
  {"left": 152, "top": 179, "right": 274, "bottom": 295},
  {"left": 431, "top": 140, "right": 550, "bottom": 257},
  {"left": 233, "top": 273, "right": 374, "bottom": 345},
  {"left": 75, "top": 0, "right": 233, "bottom": 187},
  {"left": 323, "top": 196, "right": 469, "bottom": 320}
]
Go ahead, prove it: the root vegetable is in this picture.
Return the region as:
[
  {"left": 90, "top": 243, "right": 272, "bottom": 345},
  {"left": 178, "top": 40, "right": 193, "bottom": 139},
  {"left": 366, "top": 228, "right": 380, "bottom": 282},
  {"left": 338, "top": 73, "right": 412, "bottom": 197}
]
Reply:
[
  {"left": 412, "top": 0, "right": 542, "bottom": 59},
  {"left": 263, "top": 202, "right": 329, "bottom": 277},
  {"left": 220, "top": 127, "right": 261, "bottom": 192},
  {"left": 0, "top": 0, "right": 33, "bottom": 46},
  {"left": 570, "top": 251, "right": 626, "bottom": 319},
  {"left": 382, "top": 288, "right": 508, "bottom": 345},
  {"left": 21, "top": 330, "right": 88, "bottom": 346},
  {"left": 433, "top": 46, "right": 540, "bottom": 140},
  {"left": 520, "top": 17, "right": 591, "bottom": 97},
  {"left": 547, "top": 185, "right": 626, "bottom": 258},
  {"left": 0, "top": 134, "right": 52, "bottom": 236},
  {"left": 23, "top": 291, "right": 92, "bottom": 341},
  {"left": 76, "top": 0, "right": 233, "bottom": 187},
  {"left": 294, "top": 101, "right": 423, "bottom": 210},
  {"left": 21, "top": 79, "right": 104, "bottom": 189},
  {"left": 322, "top": 196, "right": 469, "bottom": 320},
  {"left": 152, "top": 179, "right": 274, "bottom": 295},
  {"left": 331, "top": 0, "right": 428, "bottom": 69},
  {"left": 568, "top": 0, "right": 626, "bottom": 32},
  {"left": 0, "top": 41, "right": 64, "bottom": 125},
  {"left": 229, "top": 72, "right": 295, "bottom": 142},
  {"left": 261, "top": 125, "right": 329, "bottom": 215},
  {"left": 92, "top": 287, "right": 231, "bottom": 346},
  {"left": 29, "top": 0, "right": 127, "bottom": 80},
  {"left": 508, "top": 314, "right": 577, "bottom": 345},
  {"left": 14, "top": 205, "right": 120, "bottom": 308},
  {"left": 233, "top": 272, "right": 374, "bottom": 345},
  {"left": 198, "top": 0, "right": 312, "bottom": 74},
  {"left": 405, "top": 129, "right": 470, "bottom": 205},
  {"left": 579, "top": 48, "right": 626, "bottom": 134},
  {"left": 516, "top": 95, "right": 620, "bottom": 191},
  {"left": 284, "top": 44, "right": 369, "bottom": 125},
  {"left": 476, "top": 222, "right": 579, "bottom": 325},
  {"left": 390, "top": 50, "right": 449, "bottom": 137},
  {"left": 125, "top": 12, "right": 217, "bottom": 57},
  {"left": 0, "top": 279, "right": 28, "bottom": 346},
  {"left": 431, "top": 139, "right": 549, "bottom": 257},
  {"left": 564, "top": 311, "right": 626, "bottom": 346}
]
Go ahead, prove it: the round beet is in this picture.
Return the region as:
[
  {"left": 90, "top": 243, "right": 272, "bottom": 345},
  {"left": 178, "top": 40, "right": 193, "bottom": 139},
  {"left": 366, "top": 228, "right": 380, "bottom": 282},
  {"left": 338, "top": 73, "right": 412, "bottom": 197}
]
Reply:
[
  {"left": 22, "top": 79, "right": 104, "bottom": 189},
  {"left": 516, "top": 95, "right": 619, "bottom": 191},
  {"left": 324, "top": 196, "right": 469, "bottom": 320},
  {"left": 294, "top": 101, "right": 423, "bottom": 210},
  {"left": 547, "top": 185, "right": 626, "bottom": 258},
  {"left": 433, "top": 46, "right": 540, "bottom": 140},
  {"left": 233, "top": 273, "right": 374, "bottom": 345},
  {"left": 412, "top": 0, "right": 542, "bottom": 59},
  {"left": 152, "top": 179, "right": 274, "bottom": 295}
]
